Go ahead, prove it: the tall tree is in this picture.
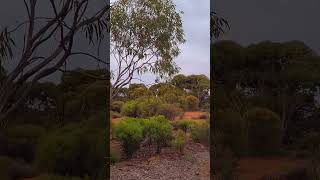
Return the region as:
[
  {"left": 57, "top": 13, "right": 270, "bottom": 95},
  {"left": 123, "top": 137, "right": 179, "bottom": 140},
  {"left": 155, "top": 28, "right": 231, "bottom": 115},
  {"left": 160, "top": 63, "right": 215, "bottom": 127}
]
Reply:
[{"left": 110, "top": 0, "right": 185, "bottom": 98}]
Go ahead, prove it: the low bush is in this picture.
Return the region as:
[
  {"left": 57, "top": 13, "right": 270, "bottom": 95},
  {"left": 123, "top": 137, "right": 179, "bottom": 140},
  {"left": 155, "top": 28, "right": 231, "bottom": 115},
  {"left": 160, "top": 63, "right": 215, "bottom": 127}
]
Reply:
[
  {"left": 143, "top": 116, "right": 173, "bottom": 154},
  {"left": 245, "top": 107, "right": 282, "bottom": 155},
  {"left": 158, "top": 103, "right": 182, "bottom": 121},
  {"left": 176, "top": 120, "right": 195, "bottom": 133},
  {"left": 214, "top": 110, "right": 248, "bottom": 156},
  {"left": 121, "top": 100, "right": 139, "bottom": 117},
  {"left": 4, "top": 124, "right": 46, "bottom": 162},
  {"left": 185, "top": 95, "right": 200, "bottom": 111},
  {"left": 136, "top": 97, "right": 162, "bottom": 118},
  {"left": 36, "top": 123, "right": 106, "bottom": 178},
  {"left": 112, "top": 119, "right": 144, "bottom": 158},
  {"left": 171, "top": 130, "right": 186, "bottom": 154},
  {"left": 191, "top": 121, "right": 209, "bottom": 145}
]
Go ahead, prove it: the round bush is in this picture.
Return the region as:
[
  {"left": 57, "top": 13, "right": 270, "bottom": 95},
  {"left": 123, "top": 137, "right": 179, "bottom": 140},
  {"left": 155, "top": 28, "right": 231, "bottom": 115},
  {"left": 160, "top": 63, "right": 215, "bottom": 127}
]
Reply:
[
  {"left": 136, "top": 97, "right": 162, "bottom": 118},
  {"left": 112, "top": 119, "right": 144, "bottom": 158},
  {"left": 158, "top": 103, "right": 182, "bottom": 121},
  {"left": 214, "top": 110, "right": 248, "bottom": 156},
  {"left": 185, "top": 95, "right": 200, "bottom": 111},
  {"left": 121, "top": 100, "right": 139, "bottom": 117},
  {"left": 176, "top": 120, "right": 195, "bottom": 133},
  {"left": 36, "top": 123, "right": 106, "bottom": 178},
  {"left": 143, "top": 116, "right": 173, "bottom": 154},
  {"left": 244, "top": 107, "right": 282, "bottom": 155}
]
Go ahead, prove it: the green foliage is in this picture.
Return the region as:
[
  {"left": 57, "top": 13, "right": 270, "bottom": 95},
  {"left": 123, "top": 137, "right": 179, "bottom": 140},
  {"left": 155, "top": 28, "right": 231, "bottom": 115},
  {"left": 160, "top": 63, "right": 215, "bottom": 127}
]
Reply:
[
  {"left": 214, "top": 110, "right": 248, "bottom": 156},
  {"left": 158, "top": 103, "right": 182, "bottom": 120},
  {"left": 245, "top": 107, "right": 282, "bottom": 155},
  {"left": 111, "top": 101, "right": 124, "bottom": 113},
  {"left": 184, "top": 95, "right": 199, "bottom": 111},
  {"left": 111, "top": 0, "right": 185, "bottom": 79},
  {"left": 121, "top": 100, "right": 139, "bottom": 117},
  {"left": 36, "top": 123, "right": 106, "bottom": 178},
  {"left": 112, "top": 118, "right": 144, "bottom": 158},
  {"left": 143, "top": 116, "right": 173, "bottom": 153},
  {"left": 3, "top": 125, "right": 45, "bottom": 162},
  {"left": 171, "top": 130, "right": 186, "bottom": 154},
  {"left": 191, "top": 121, "right": 209, "bottom": 145},
  {"left": 136, "top": 97, "right": 163, "bottom": 118},
  {"left": 176, "top": 120, "right": 195, "bottom": 133},
  {"left": 0, "top": 156, "right": 36, "bottom": 180},
  {"left": 127, "top": 85, "right": 151, "bottom": 99}
]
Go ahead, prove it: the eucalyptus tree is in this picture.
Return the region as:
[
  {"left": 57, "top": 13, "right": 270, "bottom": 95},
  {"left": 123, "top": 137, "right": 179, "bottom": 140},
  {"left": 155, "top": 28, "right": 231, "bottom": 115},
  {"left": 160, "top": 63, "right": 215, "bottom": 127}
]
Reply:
[
  {"left": 210, "top": 12, "right": 230, "bottom": 40},
  {"left": 110, "top": 0, "right": 185, "bottom": 98},
  {"left": 0, "top": 0, "right": 110, "bottom": 126}
]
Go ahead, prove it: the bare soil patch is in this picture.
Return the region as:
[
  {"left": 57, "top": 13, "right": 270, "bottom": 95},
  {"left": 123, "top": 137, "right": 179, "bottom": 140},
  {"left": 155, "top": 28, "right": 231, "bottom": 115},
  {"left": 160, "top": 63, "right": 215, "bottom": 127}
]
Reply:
[
  {"left": 182, "top": 111, "right": 209, "bottom": 120},
  {"left": 111, "top": 141, "right": 210, "bottom": 180},
  {"left": 234, "top": 157, "right": 307, "bottom": 180}
]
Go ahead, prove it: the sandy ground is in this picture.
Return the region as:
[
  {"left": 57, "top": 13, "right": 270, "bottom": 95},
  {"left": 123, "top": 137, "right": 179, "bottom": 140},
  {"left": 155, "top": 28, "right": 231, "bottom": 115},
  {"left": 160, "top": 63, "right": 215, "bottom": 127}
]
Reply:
[{"left": 111, "top": 141, "right": 210, "bottom": 180}]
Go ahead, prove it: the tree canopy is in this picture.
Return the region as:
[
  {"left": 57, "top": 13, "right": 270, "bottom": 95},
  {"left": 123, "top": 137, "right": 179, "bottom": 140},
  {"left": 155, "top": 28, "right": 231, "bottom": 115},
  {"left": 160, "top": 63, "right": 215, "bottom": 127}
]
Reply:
[{"left": 110, "top": 0, "right": 185, "bottom": 97}]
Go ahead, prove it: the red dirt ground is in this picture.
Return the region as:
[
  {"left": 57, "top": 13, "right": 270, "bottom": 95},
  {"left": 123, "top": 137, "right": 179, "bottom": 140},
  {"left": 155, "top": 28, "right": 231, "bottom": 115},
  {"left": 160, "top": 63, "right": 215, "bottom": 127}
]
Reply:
[
  {"left": 235, "top": 157, "right": 307, "bottom": 180},
  {"left": 181, "top": 111, "right": 209, "bottom": 120}
]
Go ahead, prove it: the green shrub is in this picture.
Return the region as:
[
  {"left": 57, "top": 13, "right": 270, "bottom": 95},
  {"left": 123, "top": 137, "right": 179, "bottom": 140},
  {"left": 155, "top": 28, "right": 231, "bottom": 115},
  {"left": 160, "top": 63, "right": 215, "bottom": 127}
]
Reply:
[
  {"left": 0, "top": 156, "right": 36, "bottom": 180},
  {"left": 36, "top": 123, "right": 106, "bottom": 178},
  {"left": 191, "top": 121, "right": 209, "bottom": 145},
  {"left": 143, "top": 116, "right": 173, "bottom": 154},
  {"left": 158, "top": 103, "right": 182, "bottom": 120},
  {"left": 185, "top": 95, "right": 200, "bottom": 111},
  {"left": 136, "top": 97, "right": 162, "bottom": 118},
  {"left": 214, "top": 110, "right": 248, "bottom": 156},
  {"left": 112, "top": 119, "right": 144, "bottom": 158},
  {"left": 4, "top": 125, "right": 46, "bottom": 162},
  {"left": 121, "top": 100, "right": 139, "bottom": 117},
  {"left": 176, "top": 120, "right": 195, "bottom": 133},
  {"left": 111, "top": 101, "right": 124, "bottom": 113},
  {"left": 244, "top": 107, "right": 282, "bottom": 155},
  {"left": 171, "top": 130, "right": 186, "bottom": 154}
]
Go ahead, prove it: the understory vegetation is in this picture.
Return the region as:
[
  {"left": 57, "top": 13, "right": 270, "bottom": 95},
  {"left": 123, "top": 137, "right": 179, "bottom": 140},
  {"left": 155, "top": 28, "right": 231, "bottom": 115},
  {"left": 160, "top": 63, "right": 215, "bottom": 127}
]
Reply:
[
  {"left": 0, "top": 69, "right": 108, "bottom": 180},
  {"left": 212, "top": 40, "right": 320, "bottom": 179},
  {"left": 110, "top": 74, "right": 210, "bottom": 162}
]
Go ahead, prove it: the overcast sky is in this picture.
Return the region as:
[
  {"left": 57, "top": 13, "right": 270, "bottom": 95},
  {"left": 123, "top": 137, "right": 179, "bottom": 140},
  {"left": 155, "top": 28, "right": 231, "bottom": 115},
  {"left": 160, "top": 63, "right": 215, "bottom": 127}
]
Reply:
[
  {"left": 111, "top": 0, "right": 210, "bottom": 85},
  {"left": 212, "top": 0, "right": 320, "bottom": 54}
]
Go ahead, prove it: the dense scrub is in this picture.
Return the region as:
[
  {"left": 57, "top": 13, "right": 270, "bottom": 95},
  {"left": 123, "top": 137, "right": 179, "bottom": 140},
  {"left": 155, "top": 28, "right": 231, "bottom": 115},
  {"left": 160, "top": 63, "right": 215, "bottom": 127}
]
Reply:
[{"left": 212, "top": 40, "right": 320, "bottom": 178}]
